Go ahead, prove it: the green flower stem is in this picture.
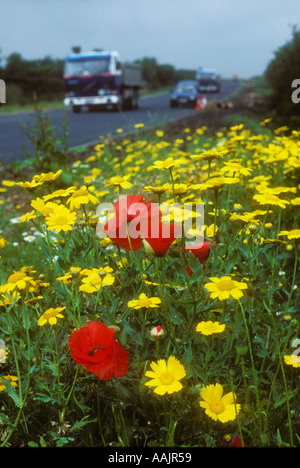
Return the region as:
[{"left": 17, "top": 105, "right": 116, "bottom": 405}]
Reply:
[
  {"left": 96, "top": 379, "right": 107, "bottom": 446},
  {"left": 238, "top": 300, "right": 262, "bottom": 435},
  {"left": 285, "top": 244, "right": 298, "bottom": 310},
  {"left": 263, "top": 300, "right": 294, "bottom": 446},
  {"left": 154, "top": 257, "right": 180, "bottom": 355},
  {"left": 60, "top": 364, "right": 79, "bottom": 424}
]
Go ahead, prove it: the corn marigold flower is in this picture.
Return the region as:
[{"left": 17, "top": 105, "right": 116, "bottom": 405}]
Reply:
[
  {"left": 193, "top": 176, "right": 239, "bottom": 191},
  {"left": 253, "top": 194, "right": 290, "bottom": 209},
  {"left": 0, "top": 269, "right": 36, "bottom": 294},
  {"left": 204, "top": 276, "right": 248, "bottom": 301},
  {"left": 45, "top": 204, "right": 77, "bottom": 232},
  {"left": 16, "top": 179, "right": 43, "bottom": 190},
  {"left": 32, "top": 169, "right": 62, "bottom": 185},
  {"left": 190, "top": 149, "right": 226, "bottom": 162},
  {"left": 79, "top": 268, "right": 115, "bottom": 293},
  {"left": 0, "top": 375, "right": 18, "bottom": 392},
  {"left": 0, "top": 291, "right": 20, "bottom": 307},
  {"left": 0, "top": 236, "right": 8, "bottom": 248},
  {"left": 284, "top": 354, "right": 300, "bottom": 368},
  {"left": 18, "top": 210, "right": 37, "bottom": 223},
  {"left": 199, "top": 383, "right": 241, "bottom": 423},
  {"left": 278, "top": 229, "right": 300, "bottom": 240},
  {"left": 145, "top": 356, "right": 186, "bottom": 395},
  {"left": 66, "top": 186, "right": 99, "bottom": 210},
  {"left": 67, "top": 321, "right": 129, "bottom": 380},
  {"left": 152, "top": 157, "right": 179, "bottom": 170},
  {"left": 105, "top": 175, "right": 133, "bottom": 190},
  {"left": 196, "top": 320, "right": 226, "bottom": 336},
  {"left": 38, "top": 307, "right": 66, "bottom": 326},
  {"left": 31, "top": 198, "right": 58, "bottom": 217},
  {"left": 43, "top": 186, "right": 77, "bottom": 201},
  {"left": 127, "top": 293, "right": 161, "bottom": 309}
]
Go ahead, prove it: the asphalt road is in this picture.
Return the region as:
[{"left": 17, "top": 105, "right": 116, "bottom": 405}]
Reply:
[{"left": 0, "top": 80, "right": 240, "bottom": 164}]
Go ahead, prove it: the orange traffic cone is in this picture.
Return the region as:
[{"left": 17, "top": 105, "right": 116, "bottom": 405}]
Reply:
[{"left": 195, "top": 95, "right": 202, "bottom": 111}]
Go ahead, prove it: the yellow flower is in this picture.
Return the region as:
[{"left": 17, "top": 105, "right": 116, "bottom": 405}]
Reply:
[
  {"left": 0, "top": 291, "right": 20, "bottom": 307},
  {"left": 0, "top": 236, "right": 8, "bottom": 248},
  {"left": 32, "top": 169, "right": 62, "bottom": 185},
  {"left": 104, "top": 175, "right": 133, "bottom": 190},
  {"left": 143, "top": 184, "right": 169, "bottom": 195},
  {"left": 199, "top": 383, "right": 241, "bottom": 423},
  {"left": 45, "top": 205, "right": 77, "bottom": 232},
  {"left": 38, "top": 307, "right": 66, "bottom": 326},
  {"left": 66, "top": 186, "right": 99, "bottom": 210},
  {"left": 220, "top": 162, "right": 252, "bottom": 177},
  {"left": 152, "top": 157, "right": 178, "bottom": 170},
  {"left": 31, "top": 198, "right": 58, "bottom": 217},
  {"left": 196, "top": 321, "right": 225, "bottom": 336},
  {"left": 0, "top": 270, "right": 36, "bottom": 294},
  {"left": 190, "top": 149, "right": 226, "bottom": 162},
  {"left": 253, "top": 194, "right": 290, "bottom": 209},
  {"left": 284, "top": 354, "right": 300, "bottom": 368},
  {"left": 145, "top": 356, "right": 186, "bottom": 395},
  {"left": 204, "top": 276, "right": 248, "bottom": 301},
  {"left": 79, "top": 268, "right": 114, "bottom": 293},
  {"left": 127, "top": 293, "right": 161, "bottom": 309},
  {"left": 18, "top": 211, "right": 37, "bottom": 223},
  {"left": 193, "top": 177, "right": 239, "bottom": 191},
  {"left": 43, "top": 186, "right": 77, "bottom": 201},
  {"left": 278, "top": 229, "right": 300, "bottom": 240},
  {"left": 0, "top": 375, "right": 18, "bottom": 392},
  {"left": 16, "top": 179, "right": 43, "bottom": 190},
  {"left": 134, "top": 123, "right": 144, "bottom": 128}
]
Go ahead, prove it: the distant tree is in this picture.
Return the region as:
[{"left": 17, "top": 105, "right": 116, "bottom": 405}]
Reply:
[{"left": 265, "top": 25, "right": 300, "bottom": 124}]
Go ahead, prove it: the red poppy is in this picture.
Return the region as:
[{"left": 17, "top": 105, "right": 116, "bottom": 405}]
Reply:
[
  {"left": 142, "top": 220, "right": 182, "bottom": 256},
  {"left": 67, "top": 321, "right": 129, "bottom": 380},
  {"left": 103, "top": 195, "right": 161, "bottom": 251},
  {"left": 182, "top": 241, "right": 212, "bottom": 275}
]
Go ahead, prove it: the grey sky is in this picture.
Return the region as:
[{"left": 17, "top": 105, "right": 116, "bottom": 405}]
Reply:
[{"left": 1, "top": 0, "right": 300, "bottom": 78}]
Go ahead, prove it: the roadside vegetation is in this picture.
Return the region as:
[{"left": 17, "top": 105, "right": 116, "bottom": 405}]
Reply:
[{"left": 0, "top": 29, "right": 299, "bottom": 448}]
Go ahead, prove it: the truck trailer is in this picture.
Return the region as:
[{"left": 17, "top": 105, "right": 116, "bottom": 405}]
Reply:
[{"left": 63, "top": 50, "right": 142, "bottom": 112}]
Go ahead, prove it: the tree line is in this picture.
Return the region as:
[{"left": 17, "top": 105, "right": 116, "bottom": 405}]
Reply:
[
  {"left": 265, "top": 25, "right": 300, "bottom": 125},
  {"left": 0, "top": 52, "right": 195, "bottom": 106}
]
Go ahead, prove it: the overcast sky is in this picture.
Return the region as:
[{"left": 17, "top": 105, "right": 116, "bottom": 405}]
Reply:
[{"left": 1, "top": 0, "right": 300, "bottom": 78}]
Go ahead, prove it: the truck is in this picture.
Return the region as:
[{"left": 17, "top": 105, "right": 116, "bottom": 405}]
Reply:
[
  {"left": 196, "top": 68, "right": 221, "bottom": 93},
  {"left": 63, "top": 49, "right": 142, "bottom": 112}
]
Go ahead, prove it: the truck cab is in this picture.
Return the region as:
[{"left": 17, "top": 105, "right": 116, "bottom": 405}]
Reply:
[
  {"left": 196, "top": 68, "right": 221, "bottom": 93},
  {"left": 63, "top": 50, "right": 141, "bottom": 112}
]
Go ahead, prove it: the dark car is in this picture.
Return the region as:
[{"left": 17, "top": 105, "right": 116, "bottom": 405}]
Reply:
[{"left": 170, "top": 80, "right": 199, "bottom": 107}]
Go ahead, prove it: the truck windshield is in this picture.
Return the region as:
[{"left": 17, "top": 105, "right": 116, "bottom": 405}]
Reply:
[{"left": 64, "top": 57, "right": 111, "bottom": 77}]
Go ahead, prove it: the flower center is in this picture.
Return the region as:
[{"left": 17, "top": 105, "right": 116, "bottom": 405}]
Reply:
[
  {"left": 139, "top": 298, "right": 152, "bottom": 307},
  {"left": 210, "top": 400, "right": 225, "bottom": 414},
  {"left": 55, "top": 216, "right": 70, "bottom": 226},
  {"left": 160, "top": 371, "right": 175, "bottom": 386},
  {"left": 218, "top": 280, "right": 234, "bottom": 291}
]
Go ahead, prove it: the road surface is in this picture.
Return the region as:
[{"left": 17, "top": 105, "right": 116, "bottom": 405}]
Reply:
[{"left": 0, "top": 80, "right": 240, "bottom": 163}]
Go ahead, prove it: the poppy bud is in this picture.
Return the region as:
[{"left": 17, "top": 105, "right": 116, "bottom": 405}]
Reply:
[{"left": 150, "top": 325, "right": 165, "bottom": 340}]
